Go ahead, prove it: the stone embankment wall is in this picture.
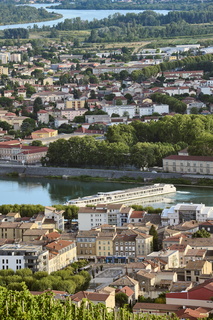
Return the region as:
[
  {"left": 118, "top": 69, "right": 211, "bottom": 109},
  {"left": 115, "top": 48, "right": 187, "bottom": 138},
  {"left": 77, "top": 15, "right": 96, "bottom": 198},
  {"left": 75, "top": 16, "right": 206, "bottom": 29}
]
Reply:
[{"left": 0, "top": 165, "right": 181, "bottom": 180}]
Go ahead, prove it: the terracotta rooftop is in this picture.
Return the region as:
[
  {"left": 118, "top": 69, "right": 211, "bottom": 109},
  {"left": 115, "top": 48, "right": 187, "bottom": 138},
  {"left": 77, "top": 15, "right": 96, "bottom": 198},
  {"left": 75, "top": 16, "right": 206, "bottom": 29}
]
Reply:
[
  {"left": 46, "top": 240, "right": 74, "bottom": 252},
  {"left": 71, "top": 291, "right": 109, "bottom": 302}
]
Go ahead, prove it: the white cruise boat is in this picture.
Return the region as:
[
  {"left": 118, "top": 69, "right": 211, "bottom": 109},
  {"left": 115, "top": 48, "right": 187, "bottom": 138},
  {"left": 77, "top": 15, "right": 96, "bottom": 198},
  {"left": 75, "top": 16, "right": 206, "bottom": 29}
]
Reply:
[{"left": 65, "top": 184, "right": 176, "bottom": 207}]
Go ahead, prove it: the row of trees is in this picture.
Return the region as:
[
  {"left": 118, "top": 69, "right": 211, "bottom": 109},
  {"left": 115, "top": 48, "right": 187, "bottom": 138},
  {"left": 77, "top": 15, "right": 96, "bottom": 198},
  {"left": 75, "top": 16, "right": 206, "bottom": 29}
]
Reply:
[
  {"left": 50, "top": 0, "right": 210, "bottom": 11},
  {"left": 130, "top": 53, "right": 213, "bottom": 82},
  {"left": 0, "top": 204, "right": 79, "bottom": 220},
  {"left": 53, "top": 10, "right": 213, "bottom": 31},
  {"left": 43, "top": 113, "right": 213, "bottom": 168},
  {"left": 42, "top": 135, "right": 183, "bottom": 168}
]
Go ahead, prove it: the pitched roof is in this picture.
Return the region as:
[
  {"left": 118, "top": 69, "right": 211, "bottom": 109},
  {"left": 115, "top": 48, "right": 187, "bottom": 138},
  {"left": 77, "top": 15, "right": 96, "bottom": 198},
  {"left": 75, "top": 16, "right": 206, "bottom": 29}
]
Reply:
[
  {"left": 119, "top": 286, "right": 134, "bottom": 297},
  {"left": 130, "top": 211, "right": 145, "bottom": 219},
  {"left": 133, "top": 302, "right": 180, "bottom": 312},
  {"left": 71, "top": 291, "right": 109, "bottom": 302},
  {"left": 164, "top": 155, "right": 213, "bottom": 162},
  {"left": 175, "top": 308, "right": 207, "bottom": 319},
  {"left": 111, "top": 275, "right": 138, "bottom": 287},
  {"left": 46, "top": 240, "right": 74, "bottom": 252}
]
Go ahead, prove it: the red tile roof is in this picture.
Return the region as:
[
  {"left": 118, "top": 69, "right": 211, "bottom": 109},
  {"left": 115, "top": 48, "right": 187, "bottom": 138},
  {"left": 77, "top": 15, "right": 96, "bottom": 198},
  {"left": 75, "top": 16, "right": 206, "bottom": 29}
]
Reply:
[{"left": 164, "top": 155, "right": 213, "bottom": 162}]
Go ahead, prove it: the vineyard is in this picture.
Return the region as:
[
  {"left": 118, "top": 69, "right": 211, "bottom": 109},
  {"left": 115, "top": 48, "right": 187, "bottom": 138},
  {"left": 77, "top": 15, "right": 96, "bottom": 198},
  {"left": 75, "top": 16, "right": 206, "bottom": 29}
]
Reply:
[{"left": 0, "top": 286, "right": 178, "bottom": 320}]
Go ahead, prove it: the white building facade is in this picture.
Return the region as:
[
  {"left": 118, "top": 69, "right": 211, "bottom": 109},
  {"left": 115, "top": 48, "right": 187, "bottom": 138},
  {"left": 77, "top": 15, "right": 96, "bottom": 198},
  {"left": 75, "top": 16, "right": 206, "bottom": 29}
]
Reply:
[
  {"left": 161, "top": 203, "right": 213, "bottom": 226},
  {"left": 139, "top": 104, "right": 169, "bottom": 116}
]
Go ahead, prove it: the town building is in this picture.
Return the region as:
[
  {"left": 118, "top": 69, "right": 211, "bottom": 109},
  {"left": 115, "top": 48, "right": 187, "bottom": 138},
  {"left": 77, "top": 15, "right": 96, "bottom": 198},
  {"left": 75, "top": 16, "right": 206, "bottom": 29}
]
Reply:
[
  {"left": 184, "top": 260, "right": 212, "bottom": 282},
  {"left": 31, "top": 128, "right": 58, "bottom": 140},
  {"left": 44, "top": 206, "right": 64, "bottom": 231},
  {"left": 37, "top": 110, "right": 49, "bottom": 124},
  {"left": 163, "top": 154, "right": 213, "bottom": 174},
  {"left": 166, "top": 279, "right": 213, "bottom": 308},
  {"left": 70, "top": 291, "right": 115, "bottom": 309},
  {"left": 133, "top": 302, "right": 181, "bottom": 316},
  {"left": 139, "top": 104, "right": 169, "bottom": 116},
  {"left": 147, "top": 250, "right": 179, "bottom": 269},
  {"left": 76, "top": 230, "right": 99, "bottom": 261},
  {"left": 46, "top": 240, "right": 77, "bottom": 273},
  {"left": 161, "top": 203, "right": 213, "bottom": 226},
  {"left": 113, "top": 234, "right": 137, "bottom": 263},
  {"left": 0, "top": 243, "right": 48, "bottom": 272},
  {"left": 78, "top": 204, "right": 133, "bottom": 231},
  {"left": 96, "top": 232, "right": 116, "bottom": 263}
]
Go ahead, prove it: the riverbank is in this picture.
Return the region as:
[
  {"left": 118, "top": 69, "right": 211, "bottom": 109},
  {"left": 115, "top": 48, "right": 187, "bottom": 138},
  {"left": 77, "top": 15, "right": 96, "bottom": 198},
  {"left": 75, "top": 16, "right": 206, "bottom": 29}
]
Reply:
[
  {"left": 0, "top": 13, "right": 63, "bottom": 26},
  {"left": 0, "top": 164, "right": 181, "bottom": 180},
  {"left": 2, "top": 165, "right": 213, "bottom": 187}
]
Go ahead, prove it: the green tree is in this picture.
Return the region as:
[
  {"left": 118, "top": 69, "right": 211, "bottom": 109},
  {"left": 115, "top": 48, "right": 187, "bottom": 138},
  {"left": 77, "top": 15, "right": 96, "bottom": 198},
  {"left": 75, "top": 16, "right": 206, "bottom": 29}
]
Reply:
[
  {"left": 115, "top": 292, "right": 128, "bottom": 308},
  {"left": 192, "top": 229, "right": 211, "bottom": 238},
  {"left": 149, "top": 224, "right": 158, "bottom": 251},
  {"left": 33, "top": 97, "right": 43, "bottom": 114},
  {"left": 31, "top": 140, "right": 43, "bottom": 147},
  {"left": 116, "top": 99, "right": 123, "bottom": 106}
]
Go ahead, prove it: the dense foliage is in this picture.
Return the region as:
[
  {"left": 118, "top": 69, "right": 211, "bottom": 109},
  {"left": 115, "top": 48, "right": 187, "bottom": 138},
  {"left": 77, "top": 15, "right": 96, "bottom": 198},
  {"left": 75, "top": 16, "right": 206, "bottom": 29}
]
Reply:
[
  {"left": 192, "top": 229, "right": 211, "bottom": 238},
  {"left": 42, "top": 114, "right": 213, "bottom": 169},
  {"left": 131, "top": 53, "right": 213, "bottom": 82},
  {"left": 0, "top": 5, "right": 59, "bottom": 26},
  {"left": 0, "top": 262, "right": 90, "bottom": 294},
  {"left": 0, "top": 204, "right": 79, "bottom": 219},
  {"left": 0, "top": 286, "right": 178, "bottom": 320},
  {"left": 31, "top": 9, "right": 213, "bottom": 42},
  {"left": 50, "top": 0, "right": 212, "bottom": 11}
]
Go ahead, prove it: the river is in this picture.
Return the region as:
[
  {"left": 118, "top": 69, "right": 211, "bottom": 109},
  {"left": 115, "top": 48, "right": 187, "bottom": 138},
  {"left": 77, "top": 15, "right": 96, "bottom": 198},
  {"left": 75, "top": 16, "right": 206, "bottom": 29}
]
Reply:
[
  {"left": 1, "top": 176, "right": 213, "bottom": 208},
  {"left": 0, "top": 3, "right": 170, "bottom": 30}
]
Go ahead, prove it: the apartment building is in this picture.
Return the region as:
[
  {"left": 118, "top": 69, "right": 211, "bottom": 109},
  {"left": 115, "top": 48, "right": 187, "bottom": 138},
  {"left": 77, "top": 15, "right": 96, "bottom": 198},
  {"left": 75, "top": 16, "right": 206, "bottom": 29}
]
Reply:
[
  {"left": 161, "top": 203, "right": 213, "bottom": 226},
  {"left": 46, "top": 240, "right": 77, "bottom": 273},
  {"left": 37, "top": 110, "right": 49, "bottom": 124},
  {"left": 78, "top": 204, "right": 133, "bottom": 231},
  {"left": 61, "top": 107, "right": 87, "bottom": 121},
  {"left": 113, "top": 234, "right": 137, "bottom": 263},
  {"left": 0, "top": 66, "right": 8, "bottom": 75},
  {"left": 184, "top": 260, "right": 212, "bottom": 282},
  {"left": 163, "top": 70, "right": 203, "bottom": 80},
  {"left": 76, "top": 230, "right": 99, "bottom": 261},
  {"left": 96, "top": 232, "right": 116, "bottom": 263},
  {"left": 0, "top": 222, "right": 37, "bottom": 241},
  {"left": 0, "top": 243, "right": 48, "bottom": 272},
  {"left": 135, "top": 232, "right": 153, "bottom": 257},
  {"left": 147, "top": 250, "right": 180, "bottom": 269},
  {"left": 102, "top": 105, "right": 135, "bottom": 118},
  {"left": 139, "top": 104, "right": 169, "bottom": 116},
  {"left": 66, "top": 99, "right": 85, "bottom": 109}
]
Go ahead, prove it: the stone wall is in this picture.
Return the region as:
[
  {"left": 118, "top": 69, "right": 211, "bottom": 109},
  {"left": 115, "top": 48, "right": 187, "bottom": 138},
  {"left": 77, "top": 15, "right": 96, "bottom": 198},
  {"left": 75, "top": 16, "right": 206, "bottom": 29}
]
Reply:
[{"left": 0, "top": 164, "right": 181, "bottom": 180}]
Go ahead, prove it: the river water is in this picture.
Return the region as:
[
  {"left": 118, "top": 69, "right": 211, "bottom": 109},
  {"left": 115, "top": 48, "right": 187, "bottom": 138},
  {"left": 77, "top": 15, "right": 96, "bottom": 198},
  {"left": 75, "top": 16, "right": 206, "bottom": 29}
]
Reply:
[
  {"left": 1, "top": 176, "right": 213, "bottom": 208},
  {"left": 0, "top": 3, "right": 170, "bottom": 30}
]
